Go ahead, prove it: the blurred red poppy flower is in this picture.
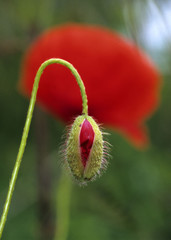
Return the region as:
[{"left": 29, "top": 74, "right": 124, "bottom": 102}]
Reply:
[{"left": 19, "top": 24, "right": 161, "bottom": 148}]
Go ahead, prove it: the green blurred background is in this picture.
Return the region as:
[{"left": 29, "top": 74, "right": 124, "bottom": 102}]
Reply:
[{"left": 0, "top": 0, "right": 171, "bottom": 239}]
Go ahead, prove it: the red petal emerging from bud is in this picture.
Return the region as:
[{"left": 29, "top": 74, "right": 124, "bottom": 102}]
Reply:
[{"left": 79, "top": 119, "right": 95, "bottom": 167}]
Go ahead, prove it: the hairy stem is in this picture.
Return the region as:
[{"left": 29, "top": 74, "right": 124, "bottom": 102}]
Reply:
[{"left": 0, "top": 58, "right": 88, "bottom": 238}]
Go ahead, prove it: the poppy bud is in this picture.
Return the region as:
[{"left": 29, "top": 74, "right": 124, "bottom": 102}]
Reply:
[{"left": 66, "top": 115, "right": 108, "bottom": 184}]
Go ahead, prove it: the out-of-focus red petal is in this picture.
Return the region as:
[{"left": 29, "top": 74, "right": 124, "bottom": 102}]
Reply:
[{"left": 19, "top": 23, "right": 161, "bottom": 147}]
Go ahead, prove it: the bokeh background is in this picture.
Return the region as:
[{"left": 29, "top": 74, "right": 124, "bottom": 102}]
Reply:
[{"left": 0, "top": 0, "right": 171, "bottom": 239}]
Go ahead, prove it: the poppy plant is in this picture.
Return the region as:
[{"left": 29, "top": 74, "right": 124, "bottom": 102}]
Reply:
[
  {"left": 0, "top": 58, "right": 94, "bottom": 237},
  {"left": 0, "top": 24, "right": 161, "bottom": 238},
  {"left": 19, "top": 23, "right": 160, "bottom": 147}
]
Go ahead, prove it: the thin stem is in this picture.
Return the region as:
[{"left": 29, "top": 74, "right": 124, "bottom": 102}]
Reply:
[
  {"left": 54, "top": 170, "right": 72, "bottom": 240},
  {"left": 0, "top": 58, "right": 88, "bottom": 238},
  {"left": 34, "top": 108, "right": 54, "bottom": 240}
]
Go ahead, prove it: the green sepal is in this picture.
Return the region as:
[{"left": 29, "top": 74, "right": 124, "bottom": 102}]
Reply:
[{"left": 66, "top": 115, "right": 103, "bottom": 183}]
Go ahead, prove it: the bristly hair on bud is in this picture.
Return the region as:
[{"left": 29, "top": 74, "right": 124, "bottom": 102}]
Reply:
[{"left": 61, "top": 115, "right": 110, "bottom": 185}]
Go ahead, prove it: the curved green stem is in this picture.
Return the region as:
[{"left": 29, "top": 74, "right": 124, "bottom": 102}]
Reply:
[{"left": 0, "top": 58, "right": 88, "bottom": 238}]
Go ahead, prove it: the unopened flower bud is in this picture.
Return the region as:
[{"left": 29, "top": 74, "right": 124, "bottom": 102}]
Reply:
[{"left": 66, "top": 115, "right": 108, "bottom": 184}]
